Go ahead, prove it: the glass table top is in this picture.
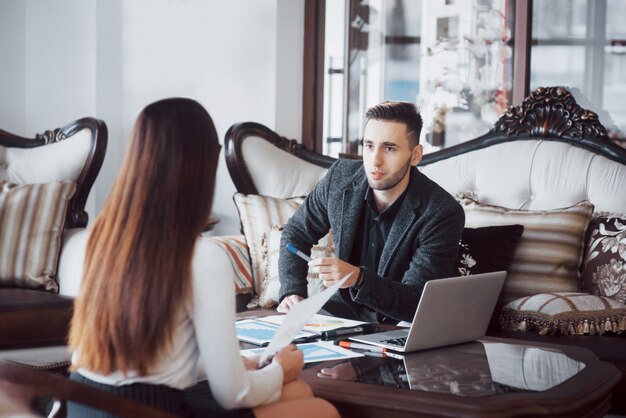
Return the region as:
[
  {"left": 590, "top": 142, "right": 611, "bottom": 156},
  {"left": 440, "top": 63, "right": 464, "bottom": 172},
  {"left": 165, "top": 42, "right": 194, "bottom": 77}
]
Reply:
[{"left": 315, "top": 340, "right": 586, "bottom": 397}]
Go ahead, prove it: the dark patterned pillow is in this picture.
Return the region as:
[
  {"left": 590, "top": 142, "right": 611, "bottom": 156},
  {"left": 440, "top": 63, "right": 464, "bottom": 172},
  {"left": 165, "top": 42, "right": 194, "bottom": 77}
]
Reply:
[
  {"left": 582, "top": 213, "right": 626, "bottom": 303},
  {"left": 455, "top": 225, "right": 525, "bottom": 276}
]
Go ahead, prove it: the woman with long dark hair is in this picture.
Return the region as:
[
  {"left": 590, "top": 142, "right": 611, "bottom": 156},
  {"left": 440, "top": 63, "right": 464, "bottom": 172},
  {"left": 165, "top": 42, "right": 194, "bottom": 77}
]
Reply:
[{"left": 68, "top": 98, "right": 338, "bottom": 418}]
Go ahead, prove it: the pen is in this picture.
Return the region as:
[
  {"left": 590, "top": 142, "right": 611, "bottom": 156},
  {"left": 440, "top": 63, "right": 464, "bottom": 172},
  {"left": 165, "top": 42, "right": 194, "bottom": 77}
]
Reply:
[
  {"left": 320, "top": 326, "right": 366, "bottom": 340},
  {"left": 291, "top": 335, "right": 319, "bottom": 344},
  {"left": 351, "top": 348, "right": 386, "bottom": 358},
  {"left": 286, "top": 243, "right": 312, "bottom": 262},
  {"left": 336, "top": 340, "right": 388, "bottom": 353}
]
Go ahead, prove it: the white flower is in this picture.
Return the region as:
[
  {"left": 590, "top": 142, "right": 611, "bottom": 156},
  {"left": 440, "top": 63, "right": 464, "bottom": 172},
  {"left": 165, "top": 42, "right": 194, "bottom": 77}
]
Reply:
[
  {"left": 500, "top": 27, "right": 512, "bottom": 42},
  {"left": 468, "top": 42, "right": 488, "bottom": 59},
  {"left": 593, "top": 259, "right": 625, "bottom": 297},
  {"left": 492, "top": 44, "right": 512, "bottom": 61},
  {"left": 461, "top": 254, "right": 476, "bottom": 268},
  {"left": 601, "top": 231, "right": 626, "bottom": 258},
  {"left": 445, "top": 77, "right": 465, "bottom": 93}
]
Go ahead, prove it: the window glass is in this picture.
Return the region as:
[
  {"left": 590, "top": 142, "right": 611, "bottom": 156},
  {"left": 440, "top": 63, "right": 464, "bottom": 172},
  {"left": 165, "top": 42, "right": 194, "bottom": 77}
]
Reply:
[
  {"left": 531, "top": 0, "right": 626, "bottom": 144},
  {"left": 532, "top": 0, "right": 587, "bottom": 39},
  {"left": 604, "top": 0, "right": 626, "bottom": 142},
  {"left": 418, "top": 0, "right": 514, "bottom": 153},
  {"left": 322, "top": 0, "right": 515, "bottom": 157},
  {"left": 530, "top": 46, "right": 586, "bottom": 88}
]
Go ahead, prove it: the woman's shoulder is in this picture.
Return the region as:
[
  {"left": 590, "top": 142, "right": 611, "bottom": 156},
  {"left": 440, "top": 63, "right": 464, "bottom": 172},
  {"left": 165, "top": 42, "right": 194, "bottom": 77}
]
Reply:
[
  {"left": 190, "top": 237, "right": 233, "bottom": 288},
  {"left": 193, "top": 236, "right": 225, "bottom": 256}
]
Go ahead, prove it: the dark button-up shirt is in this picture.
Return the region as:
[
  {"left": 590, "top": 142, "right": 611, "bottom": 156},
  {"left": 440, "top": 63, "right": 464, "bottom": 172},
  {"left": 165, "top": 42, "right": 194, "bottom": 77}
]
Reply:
[
  {"left": 350, "top": 187, "right": 407, "bottom": 276},
  {"left": 347, "top": 188, "right": 407, "bottom": 322}
]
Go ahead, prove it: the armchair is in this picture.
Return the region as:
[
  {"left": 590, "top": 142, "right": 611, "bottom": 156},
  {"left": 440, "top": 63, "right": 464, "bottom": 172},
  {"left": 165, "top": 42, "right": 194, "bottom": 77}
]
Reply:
[
  {"left": 0, "top": 118, "right": 107, "bottom": 352},
  {"left": 0, "top": 360, "right": 177, "bottom": 418}
]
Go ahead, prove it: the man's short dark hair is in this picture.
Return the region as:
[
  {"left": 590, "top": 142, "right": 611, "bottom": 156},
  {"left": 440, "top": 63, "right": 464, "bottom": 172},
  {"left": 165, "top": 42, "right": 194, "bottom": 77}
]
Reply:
[{"left": 364, "top": 101, "right": 423, "bottom": 147}]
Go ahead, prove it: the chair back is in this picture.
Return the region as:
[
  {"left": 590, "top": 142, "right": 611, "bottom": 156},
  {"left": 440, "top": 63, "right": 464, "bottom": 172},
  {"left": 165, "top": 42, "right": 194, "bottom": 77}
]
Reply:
[
  {"left": 0, "top": 360, "right": 178, "bottom": 418},
  {"left": 0, "top": 118, "right": 107, "bottom": 228}
]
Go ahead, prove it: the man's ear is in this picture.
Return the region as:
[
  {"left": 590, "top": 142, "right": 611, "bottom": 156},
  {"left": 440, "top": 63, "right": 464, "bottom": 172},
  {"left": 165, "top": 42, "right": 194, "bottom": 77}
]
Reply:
[{"left": 411, "top": 144, "right": 423, "bottom": 166}]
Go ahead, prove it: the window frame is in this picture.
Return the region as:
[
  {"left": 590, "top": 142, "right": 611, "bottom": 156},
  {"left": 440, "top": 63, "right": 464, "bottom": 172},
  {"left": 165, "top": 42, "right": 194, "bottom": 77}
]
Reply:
[{"left": 302, "top": 0, "right": 534, "bottom": 154}]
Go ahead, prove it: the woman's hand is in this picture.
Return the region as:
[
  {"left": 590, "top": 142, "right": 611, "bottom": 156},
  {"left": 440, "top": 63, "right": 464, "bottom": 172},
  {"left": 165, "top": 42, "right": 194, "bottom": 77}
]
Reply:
[{"left": 273, "top": 345, "right": 304, "bottom": 383}]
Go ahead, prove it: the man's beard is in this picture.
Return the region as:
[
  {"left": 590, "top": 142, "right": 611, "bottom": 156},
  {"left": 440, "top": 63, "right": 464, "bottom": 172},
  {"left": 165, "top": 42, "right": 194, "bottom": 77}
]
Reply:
[{"left": 367, "top": 158, "right": 412, "bottom": 191}]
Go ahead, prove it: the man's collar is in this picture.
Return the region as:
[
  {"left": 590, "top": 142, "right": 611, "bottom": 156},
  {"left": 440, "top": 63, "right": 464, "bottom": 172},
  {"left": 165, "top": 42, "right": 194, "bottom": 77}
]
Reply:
[{"left": 364, "top": 186, "right": 408, "bottom": 216}]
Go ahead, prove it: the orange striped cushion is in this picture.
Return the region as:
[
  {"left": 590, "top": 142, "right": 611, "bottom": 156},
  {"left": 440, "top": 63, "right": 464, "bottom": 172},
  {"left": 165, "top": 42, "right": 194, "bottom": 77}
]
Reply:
[
  {"left": 459, "top": 199, "right": 594, "bottom": 304},
  {"left": 208, "top": 235, "right": 253, "bottom": 294},
  {"left": 233, "top": 194, "right": 304, "bottom": 294},
  {"left": 0, "top": 181, "right": 76, "bottom": 292}
]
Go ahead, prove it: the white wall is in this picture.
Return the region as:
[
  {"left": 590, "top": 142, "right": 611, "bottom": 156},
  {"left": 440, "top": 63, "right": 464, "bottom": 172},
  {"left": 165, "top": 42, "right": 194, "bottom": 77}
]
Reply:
[
  {"left": 0, "top": 1, "right": 26, "bottom": 134},
  {"left": 0, "top": 0, "right": 305, "bottom": 235}
]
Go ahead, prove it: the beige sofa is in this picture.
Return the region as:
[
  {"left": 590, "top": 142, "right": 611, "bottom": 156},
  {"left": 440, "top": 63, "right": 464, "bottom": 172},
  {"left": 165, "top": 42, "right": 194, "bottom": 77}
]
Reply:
[{"left": 220, "top": 86, "right": 626, "bottom": 412}]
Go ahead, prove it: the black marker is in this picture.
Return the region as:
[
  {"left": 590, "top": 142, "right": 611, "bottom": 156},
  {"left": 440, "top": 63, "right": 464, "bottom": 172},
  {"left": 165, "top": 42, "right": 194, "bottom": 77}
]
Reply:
[
  {"left": 321, "top": 326, "right": 366, "bottom": 340},
  {"left": 291, "top": 335, "right": 320, "bottom": 344}
]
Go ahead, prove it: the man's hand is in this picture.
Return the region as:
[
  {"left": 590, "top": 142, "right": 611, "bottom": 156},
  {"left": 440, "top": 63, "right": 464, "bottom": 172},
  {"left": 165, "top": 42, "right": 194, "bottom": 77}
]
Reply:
[
  {"left": 308, "top": 257, "right": 360, "bottom": 288},
  {"left": 277, "top": 294, "right": 304, "bottom": 313}
]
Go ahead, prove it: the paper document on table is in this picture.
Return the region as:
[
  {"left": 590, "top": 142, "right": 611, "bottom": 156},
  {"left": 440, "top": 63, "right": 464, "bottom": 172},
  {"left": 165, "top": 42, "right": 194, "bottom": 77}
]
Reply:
[
  {"left": 260, "top": 313, "right": 366, "bottom": 333},
  {"left": 243, "top": 341, "right": 363, "bottom": 364},
  {"left": 235, "top": 319, "right": 315, "bottom": 346},
  {"left": 258, "top": 274, "right": 350, "bottom": 367}
]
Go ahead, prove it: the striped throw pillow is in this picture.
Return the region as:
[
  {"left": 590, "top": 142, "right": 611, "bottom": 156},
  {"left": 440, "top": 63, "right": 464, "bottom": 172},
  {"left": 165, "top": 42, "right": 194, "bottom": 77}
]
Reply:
[
  {"left": 208, "top": 235, "right": 254, "bottom": 295},
  {"left": 459, "top": 199, "right": 594, "bottom": 304},
  {"left": 255, "top": 225, "right": 334, "bottom": 308},
  {"left": 0, "top": 181, "right": 76, "bottom": 292},
  {"left": 233, "top": 193, "right": 305, "bottom": 294}
]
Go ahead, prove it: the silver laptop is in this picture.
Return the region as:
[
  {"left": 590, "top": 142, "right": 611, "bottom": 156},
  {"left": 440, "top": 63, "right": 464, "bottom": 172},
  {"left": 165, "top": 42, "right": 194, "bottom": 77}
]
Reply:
[{"left": 349, "top": 271, "right": 506, "bottom": 353}]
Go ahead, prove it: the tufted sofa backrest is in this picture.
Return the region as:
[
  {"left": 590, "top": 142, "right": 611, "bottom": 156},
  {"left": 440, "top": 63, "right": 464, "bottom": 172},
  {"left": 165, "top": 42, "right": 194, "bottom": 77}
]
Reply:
[
  {"left": 0, "top": 118, "right": 107, "bottom": 228},
  {"left": 240, "top": 135, "right": 328, "bottom": 198},
  {"left": 0, "top": 130, "right": 91, "bottom": 185},
  {"left": 420, "top": 140, "right": 626, "bottom": 213},
  {"left": 225, "top": 87, "right": 626, "bottom": 216}
]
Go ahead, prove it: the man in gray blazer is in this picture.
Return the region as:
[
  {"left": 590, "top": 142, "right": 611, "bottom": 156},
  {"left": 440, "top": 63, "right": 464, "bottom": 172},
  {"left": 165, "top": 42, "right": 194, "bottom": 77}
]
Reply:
[{"left": 277, "top": 102, "right": 464, "bottom": 323}]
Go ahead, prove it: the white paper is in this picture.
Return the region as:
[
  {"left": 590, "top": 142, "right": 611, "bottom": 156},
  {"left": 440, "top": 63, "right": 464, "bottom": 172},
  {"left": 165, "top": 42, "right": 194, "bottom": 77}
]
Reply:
[
  {"left": 258, "top": 275, "right": 349, "bottom": 367},
  {"left": 242, "top": 341, "right": 363, "bottom": 364},
  {"left": 260, "top": 313, "right": 366, "bottom": 333},
  {"left": 235, "top": 318, "right": 315, "bottom": 345}
]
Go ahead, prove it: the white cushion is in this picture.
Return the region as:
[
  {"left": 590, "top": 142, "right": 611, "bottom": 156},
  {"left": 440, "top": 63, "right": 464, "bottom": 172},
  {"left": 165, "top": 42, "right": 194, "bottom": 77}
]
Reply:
[
  {"left": 242, "top": 136, "right": 328, "bottom": 198},
  {"left": 0, "top": 128, "right": 91, "bottom": 185},
  {"left": 421, "top": 139, "right": 626, "bottom": 213},
  {"left": 57, "top": 228, "right": 88, "bottom": 297}
]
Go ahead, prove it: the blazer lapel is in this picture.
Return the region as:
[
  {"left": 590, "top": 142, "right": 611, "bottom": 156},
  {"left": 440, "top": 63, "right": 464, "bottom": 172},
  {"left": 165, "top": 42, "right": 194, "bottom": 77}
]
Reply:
[
  {"left": 337, "top": 173, "right": 368, "bottom": 260},
  {"left": 379, "top": 169, "right": 423, "bottom": 274}
]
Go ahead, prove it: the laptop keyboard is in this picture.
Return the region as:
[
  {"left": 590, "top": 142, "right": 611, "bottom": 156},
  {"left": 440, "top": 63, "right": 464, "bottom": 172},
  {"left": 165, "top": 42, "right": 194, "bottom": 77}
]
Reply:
[{"left": 381, "top": 337, "right": 407, "bottom": 347}]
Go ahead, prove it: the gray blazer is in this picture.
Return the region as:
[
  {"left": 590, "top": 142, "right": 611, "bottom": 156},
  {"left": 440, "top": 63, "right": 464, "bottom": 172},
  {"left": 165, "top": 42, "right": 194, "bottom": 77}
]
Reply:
[{"left": 279, "top": 159, "right": 465, "bottom": 322}]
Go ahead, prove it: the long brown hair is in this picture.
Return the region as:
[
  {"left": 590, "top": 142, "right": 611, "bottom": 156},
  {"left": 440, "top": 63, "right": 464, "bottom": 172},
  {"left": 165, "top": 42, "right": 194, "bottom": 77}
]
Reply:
[{"left": 69, "top": 98, "right": 220, "bottom": 375}]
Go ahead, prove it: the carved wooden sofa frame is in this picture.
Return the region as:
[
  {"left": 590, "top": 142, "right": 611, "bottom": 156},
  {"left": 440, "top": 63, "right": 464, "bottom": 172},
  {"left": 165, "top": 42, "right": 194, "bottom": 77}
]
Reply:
[
  {"left": 224, "top": 86, "right": 626, "bottom": 412},
  {"left": 0, "top": 118, "right": 107, "bottom": 350}
]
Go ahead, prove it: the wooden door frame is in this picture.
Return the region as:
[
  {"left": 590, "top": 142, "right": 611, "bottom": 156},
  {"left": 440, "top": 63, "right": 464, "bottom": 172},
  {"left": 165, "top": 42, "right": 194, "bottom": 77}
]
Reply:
[{"left": 303, "top": 0, "right": 534, "bottom": 153}]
